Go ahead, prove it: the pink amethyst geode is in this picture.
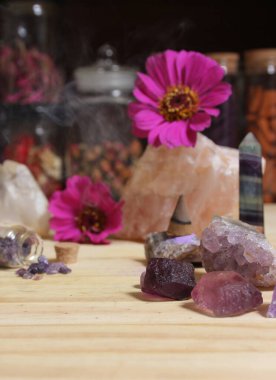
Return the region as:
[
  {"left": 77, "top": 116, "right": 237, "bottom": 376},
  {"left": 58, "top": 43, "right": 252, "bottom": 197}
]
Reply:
[
  {"left": 201, "top": 216, "right": 276, "bottom": 287},
  {"left": 191, "top": 271, "right": 263, "bottom": 317},
  {"left": 118, "top": 134, "right": 238, "bottom": 242}
]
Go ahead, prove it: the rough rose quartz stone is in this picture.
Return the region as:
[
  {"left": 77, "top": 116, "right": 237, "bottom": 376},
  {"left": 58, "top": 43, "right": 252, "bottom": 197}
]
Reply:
[
  {"left": 140, "top": 258, "right": 196, "bottom": 300},
  {"left": 191, "top": 271, "right": 263, "bottom": 317},
  {"left": 201, "top": 216, "right": 276, "bottom": 287},
  {"left": 117, "top": 133, "right": 238, "bottom": 242}
]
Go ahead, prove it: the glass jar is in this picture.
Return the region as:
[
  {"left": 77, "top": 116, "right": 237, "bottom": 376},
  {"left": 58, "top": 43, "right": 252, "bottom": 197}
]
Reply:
[
  {"left": 203, "top": 52, "right": 242, "bottom": 148},
  {"left": 245, "top": 49, "right": 276, "bottom": 202},
  {"left": 0, "top": 1, "right": 64, "bottom": 198},
  {"left": 65, "top": 45, "right": 144, "bottom": 199},
  {"left": 0, "top": 224, "right": 43, "bottom": 268},
  {"left": 0, "top": 0, "right": 63, "bottom": 104},
  {"left": 0, "top": 104, "right": 64, "bottom": 198}
]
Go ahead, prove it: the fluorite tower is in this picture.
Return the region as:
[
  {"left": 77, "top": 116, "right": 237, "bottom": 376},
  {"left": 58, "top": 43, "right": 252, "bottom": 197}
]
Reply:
[{"left": 239, "top": 132, "right": 264, "bottom": 232}]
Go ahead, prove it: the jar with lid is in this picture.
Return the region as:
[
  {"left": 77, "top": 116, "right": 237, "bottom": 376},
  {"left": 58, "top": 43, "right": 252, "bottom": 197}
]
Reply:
[
  {"left": 203, "top": 52, "right": 242, "bottom": 148},
  {"left": 0, "top": 1, "right": 64, "bottom": 198},
  {"left": 245, "top": 49, "right": 276, "bottom": 202},
  {"left": 65, "top": 44, "right": 144, "bottom": 200},
  {"left": 0, "top": 224, "right": 43, "bottom": 268}
]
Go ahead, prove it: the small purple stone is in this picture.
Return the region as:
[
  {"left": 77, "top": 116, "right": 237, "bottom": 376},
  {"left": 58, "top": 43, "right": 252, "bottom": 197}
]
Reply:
[
  {"left": 141, "top": 258, "right": 196, "bottom": 300},
  {"left": 46, "top": 262, "right": 71, "bottom": 275},
  {"left": 191, "top": 271, "right": 263, "bottom": 317},
  {"left": 267, "top": 286, "right": 276, "bottom": 318},
  {"left": 38, "top": 255, "right": 49, "bottom": 265},
  {"left": 16, "top": 268, "right": 27, "bottom": 277},
  {"left": 28, "top": 261, "right": 47, "bottom": 274},
  {"left": 168, "top": 234, "right": 198, "bottom": 245},
  {"left": 16, "top": 255, "right": 71, "bottom": 280}
]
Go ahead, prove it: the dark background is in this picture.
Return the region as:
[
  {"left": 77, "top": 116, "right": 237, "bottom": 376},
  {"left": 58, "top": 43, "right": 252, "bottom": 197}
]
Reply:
[
  {"left": 58, "top": 1, "right": 276, "bottom": 77},
  {"left": 1, "top": 1, "right": 276, "bottom": 77}
]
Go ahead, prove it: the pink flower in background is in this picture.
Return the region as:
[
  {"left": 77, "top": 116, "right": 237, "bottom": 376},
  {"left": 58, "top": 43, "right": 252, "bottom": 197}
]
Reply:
[
  {"left": 49, "top": 176, "right": 124, "bottom": 244},
  {"left": 129, "top": 50, "right": 232, "bottom": 148},
  {"left": 0, "top": 44, "right": 63, "bottom": 104}
]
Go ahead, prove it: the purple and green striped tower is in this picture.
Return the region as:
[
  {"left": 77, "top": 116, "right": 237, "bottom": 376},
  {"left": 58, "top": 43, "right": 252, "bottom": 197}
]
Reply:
[{"left": 239, "top": 132, "right": 264, "bottom": 233}]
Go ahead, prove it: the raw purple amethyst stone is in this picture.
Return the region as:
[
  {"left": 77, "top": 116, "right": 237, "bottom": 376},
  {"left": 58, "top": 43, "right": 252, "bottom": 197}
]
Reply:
[
  {"left": 267, "top": 286, "right": 276, "bottom": 318},
  {"left": 141, "top": 258, "right": 196, "bottom": 300},
  {"left": 191, "top": 271, "right": 263, "bottom": 317},
  {"left": 201, "top": 216, "right": 276, "bottom": 287}
]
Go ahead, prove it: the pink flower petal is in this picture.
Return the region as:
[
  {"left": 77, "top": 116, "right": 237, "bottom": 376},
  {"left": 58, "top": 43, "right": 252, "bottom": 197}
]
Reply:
[
  {"left": 146, "top": 53, "right": 168, "bottom": 89},
  {"left": 200, "top": 82, "right": 232, "bottom": 108},
  {"left": 84, "top": 230, "right": 110, "bottom": 244},
  {"left": 148, "top": 126, "right": 163, "bottom": 147},
  {"left": 157, "top": 120, "right": 197, "bottom": 148},
  {"left": 133, "top": 87, "right": 158, "bottom": 108},
  {"left": 164, "top": 50, "right": 179, "bottom": 86},
  {"left": 136, "top": 73, "right": 164, "bottom": 100},
  {"left": 54, "top": 228, "right": 82, "bottom": 242},
  {"left": 157, "top": 123, "right": 175, "bottom": 147},
  {"left": 185, "top": 52, "right": 225, "bottom": 93},
  {"left": 128, "top": 102, "right": 145, "bottom": 118},
  {"left": 132, "top": 124, "right": 149, "bottom": 138},
  {"left": 185, "top": 128, "right": 197, "bottom": 147},
  {"left": 133, "top": 109, "right": 163, "bottom": 131},
  {"left": 200, "top": 107, "right": 220, "bottom": 117},
  {"left": 189, "top": 113, "right": 211, "bottom": 132},
  {"left": 176, "top": 50, "right": 189, "bottom": 84}
]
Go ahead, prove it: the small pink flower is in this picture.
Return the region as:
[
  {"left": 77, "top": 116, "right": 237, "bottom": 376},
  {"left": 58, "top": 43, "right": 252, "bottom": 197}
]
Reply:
[
  {"left": 49, "top": 176, "right": 124, "bottom": 244},
  {"left": 129, "top": 50, "right": 232, "bottom": 148}
]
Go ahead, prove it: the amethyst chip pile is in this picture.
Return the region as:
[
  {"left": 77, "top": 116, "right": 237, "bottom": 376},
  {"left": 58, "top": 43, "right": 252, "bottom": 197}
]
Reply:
[
  {"left": 191, "top": 271, "right": 263, "bottom": 317},
  {"left": 16, "top": 255, "right": 71, "bottom": 280},
  {"left": 140, "top": 258, "right": 196, "bottom": 300},
  {"left": 0, "top": 237, "right": 21, "bottom": 267}
]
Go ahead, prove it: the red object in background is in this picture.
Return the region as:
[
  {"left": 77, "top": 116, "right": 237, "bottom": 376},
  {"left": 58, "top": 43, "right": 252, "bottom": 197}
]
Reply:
[{"left": 3, "top": 134, "right": 62, "bottom": 198}]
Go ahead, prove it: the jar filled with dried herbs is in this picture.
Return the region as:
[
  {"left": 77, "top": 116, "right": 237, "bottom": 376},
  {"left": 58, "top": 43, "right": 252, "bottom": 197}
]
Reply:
[
  {"left": 245, "top": 49, "right": 276, "bottom": 202},
  {"left": 204, "top": 52, "right": 242, "bottom": 148},
  {"left": 66, "top": 45, "right": 144, "bottom": 200}
]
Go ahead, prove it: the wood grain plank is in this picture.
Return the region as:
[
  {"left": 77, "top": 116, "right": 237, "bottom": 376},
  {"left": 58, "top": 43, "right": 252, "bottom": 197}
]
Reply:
[{"left": 0, "top": 204, "right": 276, "bottom": 379}]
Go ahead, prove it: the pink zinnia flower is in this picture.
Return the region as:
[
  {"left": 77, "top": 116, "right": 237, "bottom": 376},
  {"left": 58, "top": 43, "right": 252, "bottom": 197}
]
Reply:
[
  {"left": 129, "top": 50, "right": 232, "bottom": 148},
  {"left": 49, "top": 176, "right": 123, "bottom": 244}
]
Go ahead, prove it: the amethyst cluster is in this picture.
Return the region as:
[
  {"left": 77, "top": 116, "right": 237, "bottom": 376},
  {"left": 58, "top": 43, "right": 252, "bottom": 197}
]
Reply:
[
  {"left": 16, "top": 255, "right": 71, "bottom": 280},
  {"left": 200, "top": 216, "right": 276, "bottom": 287}
]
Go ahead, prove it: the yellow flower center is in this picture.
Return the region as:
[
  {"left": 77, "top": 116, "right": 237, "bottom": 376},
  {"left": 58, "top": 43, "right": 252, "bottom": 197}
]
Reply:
[
  {"left": 159, "top": 85, "right": 199, "bottom": 121},
  {"left": 76, "top": 205, "right": 106, "bottom": 234}
]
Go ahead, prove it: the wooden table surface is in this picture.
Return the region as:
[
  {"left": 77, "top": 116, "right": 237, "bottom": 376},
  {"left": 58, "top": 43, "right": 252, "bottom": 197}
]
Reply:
[{"left": 1, "top": 205, "right": 276, "bottom": 380}]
